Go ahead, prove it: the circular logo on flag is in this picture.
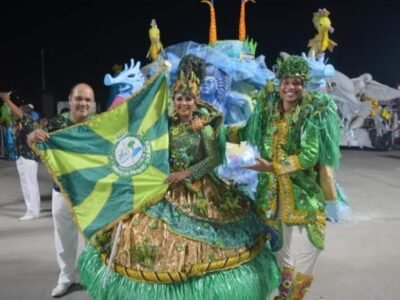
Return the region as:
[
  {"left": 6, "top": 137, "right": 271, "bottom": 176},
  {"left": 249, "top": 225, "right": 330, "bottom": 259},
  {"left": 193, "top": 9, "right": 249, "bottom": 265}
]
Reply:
[{"left": 110, "top": 134, "right": 151, "bottom": 177}]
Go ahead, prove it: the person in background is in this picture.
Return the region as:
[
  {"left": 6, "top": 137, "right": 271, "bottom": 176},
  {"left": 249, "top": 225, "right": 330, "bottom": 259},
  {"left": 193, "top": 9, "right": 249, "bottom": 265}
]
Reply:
[
  {"left": 0, "top": 99, "right": 17, "bottom": 161},
  {"left": 0, "top": 91, "right": 41, "bottom": 220}
]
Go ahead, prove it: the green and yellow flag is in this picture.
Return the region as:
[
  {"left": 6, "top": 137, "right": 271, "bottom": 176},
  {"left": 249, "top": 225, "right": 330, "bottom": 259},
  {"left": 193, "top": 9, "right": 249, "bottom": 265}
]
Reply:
[{"left": 35, "top": 71, "right": 169, "bottom": 239}]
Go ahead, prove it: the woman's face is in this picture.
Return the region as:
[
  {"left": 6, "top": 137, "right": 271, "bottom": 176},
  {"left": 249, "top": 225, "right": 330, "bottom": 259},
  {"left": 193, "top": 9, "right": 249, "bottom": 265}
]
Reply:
[
  {"left": 279, "top": 76, "right": 304, "bottom": 106},
  {"left": 173, "top": 92, "right": 196, "bottom": 121}
]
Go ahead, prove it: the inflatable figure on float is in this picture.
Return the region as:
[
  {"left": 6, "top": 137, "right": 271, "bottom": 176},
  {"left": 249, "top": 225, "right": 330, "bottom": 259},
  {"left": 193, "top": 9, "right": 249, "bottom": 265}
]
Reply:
[
  {"left": 104, "top": 59, "right": 146, "bottom": 109},
  {"left": 328, "top": 71, "right": 400, "bottom": 150},
  {"left": 351, "top": 75, "right": 400, "bottom": 150},
  {"left": 146, "top": 19, "right": 165, "bottom": 64},
  {"left": 305, "top": 8, "right": 400, "bottom": 150},
  {"left": 307, "top": 8, "right": 337, "bottom": 57},
  {"left": 104, "top": 18, "right": 169, "bottom": 110}
]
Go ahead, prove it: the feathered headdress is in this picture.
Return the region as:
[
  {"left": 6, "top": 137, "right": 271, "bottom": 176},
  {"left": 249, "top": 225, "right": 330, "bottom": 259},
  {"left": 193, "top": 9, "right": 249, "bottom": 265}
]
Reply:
[
  {"left": 172, "top": 71, "right": 202, "bottom": 97},
  {"left": 172, "top": 54, "right": 206, "bottom": 97}
]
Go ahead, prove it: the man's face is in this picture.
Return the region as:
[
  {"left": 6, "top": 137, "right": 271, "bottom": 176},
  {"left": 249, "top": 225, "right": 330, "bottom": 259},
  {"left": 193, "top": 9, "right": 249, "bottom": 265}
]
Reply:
[
  {"left": 279, "top": 76, "right": 304, "bottom": 105},
  {"left": 69, "top": 84, "right": 95, "bottom": 123}
]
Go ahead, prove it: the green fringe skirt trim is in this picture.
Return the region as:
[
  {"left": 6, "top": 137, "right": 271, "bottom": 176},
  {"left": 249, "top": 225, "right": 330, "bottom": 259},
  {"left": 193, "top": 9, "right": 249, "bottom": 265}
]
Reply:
[{"left": 78, "top": 244, "right": 280, "bottom": 300}]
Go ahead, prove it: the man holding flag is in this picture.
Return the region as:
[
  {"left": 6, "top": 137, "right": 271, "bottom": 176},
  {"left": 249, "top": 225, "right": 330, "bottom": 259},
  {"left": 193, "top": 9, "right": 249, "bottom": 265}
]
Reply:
[
  {"left": 28, "top": 82, "right": 96, "bottom": 297},
  {"left": 29, "top": 70, "right": 172, "bottom": 297}
]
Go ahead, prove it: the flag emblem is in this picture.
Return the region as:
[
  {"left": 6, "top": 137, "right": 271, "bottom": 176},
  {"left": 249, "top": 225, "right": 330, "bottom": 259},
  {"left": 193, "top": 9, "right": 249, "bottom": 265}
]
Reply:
[{"left": 111, "top": 133, "right": 151, "bottom": 177}]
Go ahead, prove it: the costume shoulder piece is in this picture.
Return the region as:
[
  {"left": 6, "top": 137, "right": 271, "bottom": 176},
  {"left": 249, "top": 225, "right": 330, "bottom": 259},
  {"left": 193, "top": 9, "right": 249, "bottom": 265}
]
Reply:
[
  {"left": 195, "top": 100, "right": 223, "bottom": 130},
  {"left": 301, "top": 91, "right": 341, "bottom": 169},
  {"left": 196, "top": 100, "right": 226, "bottom": 162},
  {"left": 241, "top": 81, "right": 278, "bottom": 148},
  {"left": 301, "top": 91, "right": 337, "bottom": 115}
]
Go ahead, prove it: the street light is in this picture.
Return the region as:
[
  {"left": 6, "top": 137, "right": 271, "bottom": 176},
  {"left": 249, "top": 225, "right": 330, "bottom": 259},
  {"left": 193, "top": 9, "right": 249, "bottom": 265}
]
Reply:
[{"left": 41, "top": 48, "right": 46, "bottom": 91}]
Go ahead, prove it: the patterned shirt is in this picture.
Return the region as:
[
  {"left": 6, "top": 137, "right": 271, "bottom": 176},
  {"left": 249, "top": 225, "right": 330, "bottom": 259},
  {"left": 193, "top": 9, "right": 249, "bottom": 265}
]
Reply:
[
  {"left": 15, "top": 114, "right": 39, "bottom": 161},
  {"left": 44, "top": 112, "right": 74, "bottom": 133},
  {"left": 44, "top": 112, "right": 74, "bottom": 191}
]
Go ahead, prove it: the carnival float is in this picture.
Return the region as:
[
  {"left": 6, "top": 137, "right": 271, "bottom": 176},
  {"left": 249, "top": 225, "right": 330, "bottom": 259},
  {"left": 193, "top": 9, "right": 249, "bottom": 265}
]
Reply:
[{"left": 100, "top": 2, "right": 400, "bottom": 224}]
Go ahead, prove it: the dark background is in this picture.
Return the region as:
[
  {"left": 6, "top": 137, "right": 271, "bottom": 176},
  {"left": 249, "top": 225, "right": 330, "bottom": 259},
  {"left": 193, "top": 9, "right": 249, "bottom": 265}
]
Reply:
[{"left": 1, "top": 0, "right": 399, "bottom": 114}]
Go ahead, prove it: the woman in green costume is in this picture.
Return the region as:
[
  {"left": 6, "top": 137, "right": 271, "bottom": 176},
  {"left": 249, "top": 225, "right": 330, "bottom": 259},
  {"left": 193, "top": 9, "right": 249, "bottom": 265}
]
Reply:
[
  {"left": 78, "top": 56, "right": 280, "bottom": 300},
  {"left": 228, "top": 55, "right": 341, "bottom": 300}
]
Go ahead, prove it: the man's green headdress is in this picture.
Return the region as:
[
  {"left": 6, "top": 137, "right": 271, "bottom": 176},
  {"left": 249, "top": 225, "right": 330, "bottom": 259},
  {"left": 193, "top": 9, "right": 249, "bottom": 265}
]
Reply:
[{"left": 276, "top": 55, "right": 310, "bottom": 83}]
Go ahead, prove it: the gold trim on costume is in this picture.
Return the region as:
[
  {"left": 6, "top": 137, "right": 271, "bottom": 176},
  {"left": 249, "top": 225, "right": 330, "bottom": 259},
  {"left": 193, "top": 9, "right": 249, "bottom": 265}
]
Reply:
[
  {"left": 289, "top": 272, "right": 314, "bottom": 299},
  {"left": 271, "top": 117, "right": 326, "bottom": 226},
  {"left": 227, "top": 126, "right": 240, "bottom": 144},
  {"left": 99, "top": 236, "right": 266, "bottom": 284},
  {"left": 273, "top": 155, "right": 302, "bottom": 175},
  {"left": 279, "top": 173, "right": 326, "bottom": 226}
]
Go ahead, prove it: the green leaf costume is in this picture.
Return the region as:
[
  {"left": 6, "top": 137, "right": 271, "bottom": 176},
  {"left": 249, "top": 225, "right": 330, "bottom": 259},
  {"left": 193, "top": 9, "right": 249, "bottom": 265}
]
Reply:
[{"left": 228, "top": 86, "right": 341, "bottom": 250}]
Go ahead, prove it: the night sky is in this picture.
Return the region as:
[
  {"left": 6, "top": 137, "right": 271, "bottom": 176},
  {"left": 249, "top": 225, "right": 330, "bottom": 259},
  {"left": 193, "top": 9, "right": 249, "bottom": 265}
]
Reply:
[{"left": 1, "top": 0, "right": 400, "bottom": 113}]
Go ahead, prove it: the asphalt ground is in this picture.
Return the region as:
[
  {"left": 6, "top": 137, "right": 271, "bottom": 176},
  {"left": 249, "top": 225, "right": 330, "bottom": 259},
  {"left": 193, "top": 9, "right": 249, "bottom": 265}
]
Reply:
[{"left": 0, "top": 149, "right": 399, "bottom": 300}]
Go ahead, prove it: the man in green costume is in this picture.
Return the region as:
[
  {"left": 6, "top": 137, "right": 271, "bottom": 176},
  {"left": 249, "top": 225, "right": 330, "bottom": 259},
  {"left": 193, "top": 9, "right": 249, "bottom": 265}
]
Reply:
[{"left": 228, "top": 55, "right": 341, "bottom": 300}]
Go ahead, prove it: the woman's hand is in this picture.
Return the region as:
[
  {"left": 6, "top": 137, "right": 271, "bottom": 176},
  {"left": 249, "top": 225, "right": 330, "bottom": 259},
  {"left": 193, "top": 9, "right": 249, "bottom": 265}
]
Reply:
[
  {"left": 164, "top": 170, "right": 191, "bottom": 185},
  {"left": 27, "top": 129, "right": 49, "bottom": 148},
  {"left": 243, "top": 158, "right": 274, "bottom": 172}
]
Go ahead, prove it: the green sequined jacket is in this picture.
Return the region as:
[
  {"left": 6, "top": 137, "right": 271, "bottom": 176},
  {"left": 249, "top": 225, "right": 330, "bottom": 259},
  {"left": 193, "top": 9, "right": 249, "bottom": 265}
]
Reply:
[{"left": 228, "top": 87, "right": 341, "bottom": 250}]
